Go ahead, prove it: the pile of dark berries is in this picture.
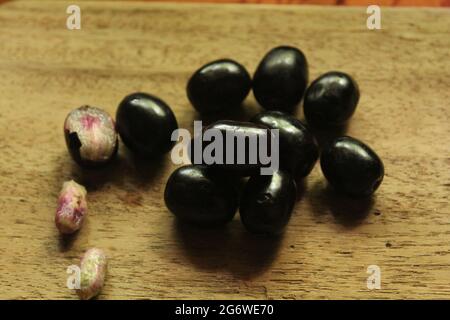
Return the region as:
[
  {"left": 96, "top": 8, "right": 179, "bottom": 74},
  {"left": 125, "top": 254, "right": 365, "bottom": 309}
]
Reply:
[
  {"left": 165, "top": 46, "right": 384, "bottom": 235},
  {"left": 64, "top": 45, "right": 384, "bottom": 238}
]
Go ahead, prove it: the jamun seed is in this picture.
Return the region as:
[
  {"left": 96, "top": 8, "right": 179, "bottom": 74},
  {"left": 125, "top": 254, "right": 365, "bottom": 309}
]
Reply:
[
  {"left": 76, "top": 248, "right": 107, "bottom": 300},
  {"left": 55, "top": 180, "right": 87, "bottom": 235},
  {"left": 64, "top": 105, "right": 118, "bottom": 167}
]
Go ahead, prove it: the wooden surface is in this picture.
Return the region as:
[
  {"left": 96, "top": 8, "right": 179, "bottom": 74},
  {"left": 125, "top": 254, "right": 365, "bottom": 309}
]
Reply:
[
  {"left": 0, "top": 1, "right": 449, "bottom": 300},
  {"left": 44, "top": 0, "right": 450, "bottom": 7},
  {"left": 140, "top": 0, "right": 450, "bottom": 7},
  {"left": 8, "top": 0, "right": 450, "bottom": 6}
]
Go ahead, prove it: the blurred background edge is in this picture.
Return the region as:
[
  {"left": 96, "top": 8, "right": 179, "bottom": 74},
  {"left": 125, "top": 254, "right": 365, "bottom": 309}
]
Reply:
[{"left": 0, "top": 0, "right": 449, "bottom": 8}]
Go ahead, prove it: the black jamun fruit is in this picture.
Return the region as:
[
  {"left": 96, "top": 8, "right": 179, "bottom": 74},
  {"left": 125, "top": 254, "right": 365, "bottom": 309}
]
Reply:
[
  {"left": 252, "top": 111, "right": 319, "bottom": 178},
  {"left": 320, "top": 136, "right": 384, "bottom": 197},
  {"left": 187, "top": 59, "right": 251, "bottom": 115},
  {"left": 188, "top": 120, "right": 274, "bottom": 176},
  {"left": 240, "top": 170, "right": 297, "bottom": 236},
  {"left": 64, "top": 105, "right": 118, "bottom": 168},
  {"left": 164, "top": 165, "right": 239, "bottom": 226},
  {"left": 304, "top": 71, "right": 360, "bottom": 126},
  {"left": 253, "top": 46, "right": 308, "bottom": 113},
  {"left": 116, "top": 92, "right": 178, "bottom": 158}
]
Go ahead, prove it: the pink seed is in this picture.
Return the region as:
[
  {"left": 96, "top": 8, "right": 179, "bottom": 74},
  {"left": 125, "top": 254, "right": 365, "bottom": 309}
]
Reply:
[
  {"left": 64, "top": 105, "right": 118, "bottom": 167},
  {"left": 55, "top": 180, "right": 87, "bottom": 234},
  {"left": 77, "top": 248, "right": 107, "bottom": 300},
  {"left": 80, "top": 114, "right": 100, "bottom": 130}
]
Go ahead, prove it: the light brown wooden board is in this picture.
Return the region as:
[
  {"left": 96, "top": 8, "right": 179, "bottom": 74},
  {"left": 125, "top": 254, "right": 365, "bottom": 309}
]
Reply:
[{"left": 0, "top": 1, "right": 449, "bottom": 299}]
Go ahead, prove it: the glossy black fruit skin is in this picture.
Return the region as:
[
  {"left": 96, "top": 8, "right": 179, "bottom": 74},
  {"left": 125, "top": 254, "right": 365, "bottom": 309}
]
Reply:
[
  {"left": 187, "top": 59, "right": 251, "bottom": 115},
  {"left": 252, "top": 111, "right": 319, "bottom": 178},
  {"left": 253, "top": 46, "right": 308, "bottom": 113},
  {"left": 164, "top": 165, "right": 239, "bottom": 226},
  {"left": 188, "top": 120, "right": 273, "bottom": 176},
  {"left": 116, "top": 93, "right": 178, "bottom": 158},
  {"left": 320, "top": 136, "right": 384, "bottom": 197},
  {"left": 240, "top": 170, "right": 297, "bottom": 236},
  {"left": 304, "top": 71, "right": 360, "bottom": 126}
]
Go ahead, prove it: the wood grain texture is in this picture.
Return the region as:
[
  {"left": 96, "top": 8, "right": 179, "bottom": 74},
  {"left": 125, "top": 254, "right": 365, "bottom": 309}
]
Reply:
[
  {"left": 0, "top": 1, "right": 449, "bottom": 300},
  {"left": 14, "top": 0, "right": 450, "bottom": 7},
  {"left": 68, "top": 0, "right": 450, "bottom": 7},
  {"left": 141, "top": 0, "right": 450, "bottom": 7}
]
